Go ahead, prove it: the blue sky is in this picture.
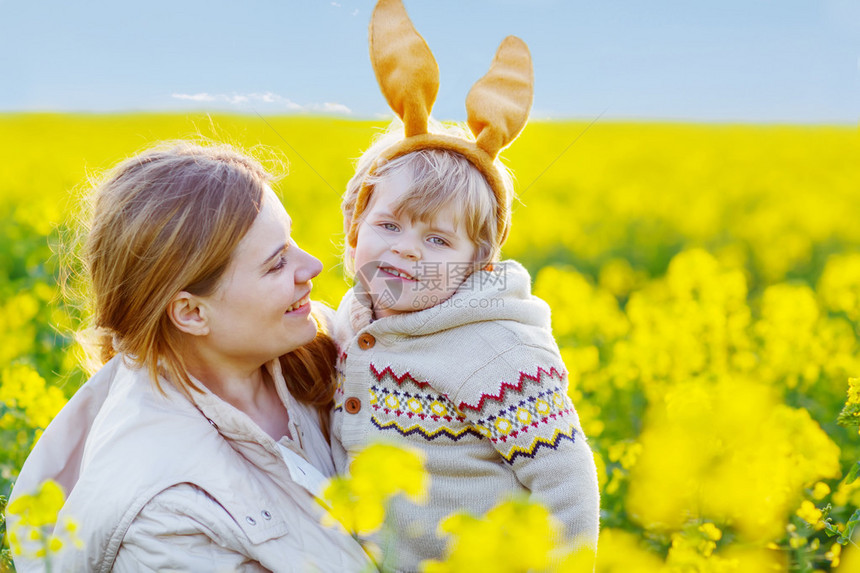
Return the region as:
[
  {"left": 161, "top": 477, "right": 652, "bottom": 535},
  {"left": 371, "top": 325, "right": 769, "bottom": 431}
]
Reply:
[{"left": 2, "top": 0, "right": 858, "bottom": 123}]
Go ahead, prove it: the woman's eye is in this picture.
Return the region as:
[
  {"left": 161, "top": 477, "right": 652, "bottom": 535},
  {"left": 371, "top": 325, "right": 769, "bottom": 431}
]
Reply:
[{"left": 270, "top": 255, "right": 288, "bottom": 272}]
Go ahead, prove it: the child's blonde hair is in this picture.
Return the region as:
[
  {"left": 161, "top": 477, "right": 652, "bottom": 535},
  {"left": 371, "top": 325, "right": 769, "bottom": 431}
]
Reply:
[{"left": 343, "top": 120, "right": 514, "bottom": 274}]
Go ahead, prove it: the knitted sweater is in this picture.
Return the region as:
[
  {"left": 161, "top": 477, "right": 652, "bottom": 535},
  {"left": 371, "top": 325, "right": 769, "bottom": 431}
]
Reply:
[{"left": 331, "top": 260, "right": 600, "bottom": 572}]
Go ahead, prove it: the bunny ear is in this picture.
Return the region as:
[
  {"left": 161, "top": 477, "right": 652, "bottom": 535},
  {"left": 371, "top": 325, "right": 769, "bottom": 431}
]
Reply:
[
  {"left": 369, "top": 0, "right": 439, "bottom": 137},
  {"left": 466, "top": 36, "right": 533, "bottom": 159}
]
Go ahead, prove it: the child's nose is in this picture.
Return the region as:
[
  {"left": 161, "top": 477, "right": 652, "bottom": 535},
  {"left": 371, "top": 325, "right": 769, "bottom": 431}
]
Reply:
[{"left": 391, "top": 238, "right": 421, "bottom": 260}]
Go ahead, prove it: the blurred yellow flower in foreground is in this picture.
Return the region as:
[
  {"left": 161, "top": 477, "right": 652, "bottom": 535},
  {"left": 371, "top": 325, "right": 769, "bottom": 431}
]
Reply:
[
  {"left": 6, "top": 479, "right": 65, "bottom": 529},
  {"left": 423, "top": 497, "right": 594, "bottom": 573},
  {"left": 320, "top": 443, "right": 427, "bottom": 537},
  {"left": 628, "top": 377, "right": 840, "bottom": 541},
  {"left": 6, "top": 479, "right": 82, "bottom": 560}
]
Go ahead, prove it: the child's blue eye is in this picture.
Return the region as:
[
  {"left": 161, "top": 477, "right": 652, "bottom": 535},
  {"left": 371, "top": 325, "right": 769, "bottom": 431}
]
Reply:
[
  {"left": 428, "top": 236, "right": 448, "bottom": 247},
  {"left": 380, "top": 223, "right": 399, "bottom": 232}
]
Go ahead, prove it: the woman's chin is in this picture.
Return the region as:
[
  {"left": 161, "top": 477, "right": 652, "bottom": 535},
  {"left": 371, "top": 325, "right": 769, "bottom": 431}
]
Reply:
[{"left": 282, "top": 320, "right": 319, "bottom": 353}]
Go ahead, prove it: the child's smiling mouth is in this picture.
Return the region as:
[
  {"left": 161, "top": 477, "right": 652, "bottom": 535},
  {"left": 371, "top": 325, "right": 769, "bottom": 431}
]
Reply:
[{"left": 379, "top": 265, "right": 419, "bottom": 282}]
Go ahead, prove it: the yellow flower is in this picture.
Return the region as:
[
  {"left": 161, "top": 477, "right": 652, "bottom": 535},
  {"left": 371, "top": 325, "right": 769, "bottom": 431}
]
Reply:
[
  {"left": 424, "top": 497, "right": 561, "bottom": 573},
  {"left": 8, "top": 529, "right": 22, "bottom": 556},
  {"left": 319, "top": 443, "right": 428, "bottom": 536},
  {"left": 848, "top": 378, "right": 860, "bottom": 406},
  {"left": 796, "top": 500, "right": 822, "bottom": 526},
  {"left": 48, "top": 535, "right": 63, "bottom": 553},
  {"left": 826, "top": 542, "right": 842, "bottom": 567},
  {"left": 0, "top": 364, "right": 67, "bottom": 429},
  {"left": 607, "top": 441, "right": 642, "bottom": 470},
  {"left": 5, "top": 479, "right": 83, "bottom": 559},
  {"left": 812, "top": 481, "right": 831, "bottom": 500},
  {"left": 7, "top": 479, "right": 66, "bottom": 528},
  {"left": 348, "top": 443, "right": 427, "bottom": 503},
  {"left": 698, "top": 522, "right": 722, "bottom": 541},
  {"left": 598, "top": 257, "right": 641, "bottom": 298},
  {"left": 320, "top": 475, "right": 385, "bottom": 536},
  {"left": 627, "top": 377, "right": 840, "bottom": 541},
  {"left": 818, "top": 253, "right": 860, "bottom": 321}
]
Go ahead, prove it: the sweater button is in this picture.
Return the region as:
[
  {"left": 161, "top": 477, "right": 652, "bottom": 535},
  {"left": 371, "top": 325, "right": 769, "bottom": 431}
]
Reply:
[
  {"left": 357, "top": 333, "right": 376, "bottom": 349},
  {"left": 344, "top": 397, "right": 362, "bottom": 414},
  {"left": 246, "top": 516, "right": 257, "bottom": 526}
]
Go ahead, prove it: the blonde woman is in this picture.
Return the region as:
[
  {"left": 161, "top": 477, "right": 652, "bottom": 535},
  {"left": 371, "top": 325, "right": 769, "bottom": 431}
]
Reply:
[{"left": 7, "top": 142, "right": 371, "bottom": 572}]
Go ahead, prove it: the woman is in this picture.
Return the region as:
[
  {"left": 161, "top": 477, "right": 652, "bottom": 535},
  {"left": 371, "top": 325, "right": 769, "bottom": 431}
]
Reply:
[{"left": 7, "top": 142, "right": 372, "bottom": 572}]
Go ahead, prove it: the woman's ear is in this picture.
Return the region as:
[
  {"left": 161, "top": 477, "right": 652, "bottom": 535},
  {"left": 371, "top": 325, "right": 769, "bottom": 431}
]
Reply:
[{"left": 168, "top": 292, "right": 210, "bottom": 336}]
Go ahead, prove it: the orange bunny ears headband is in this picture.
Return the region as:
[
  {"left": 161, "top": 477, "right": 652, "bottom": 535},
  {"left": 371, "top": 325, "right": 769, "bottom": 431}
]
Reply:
[{"left": 347, "top": 0, "right": 534, "bottom": 251}]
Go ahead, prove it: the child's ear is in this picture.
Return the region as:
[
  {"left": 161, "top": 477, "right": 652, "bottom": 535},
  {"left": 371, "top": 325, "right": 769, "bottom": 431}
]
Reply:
[{"left": 167, "top": 292, "right": 210, "bottom": 336}]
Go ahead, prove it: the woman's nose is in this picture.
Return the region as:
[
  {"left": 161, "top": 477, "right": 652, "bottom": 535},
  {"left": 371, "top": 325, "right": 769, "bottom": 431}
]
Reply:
[{"left": 295, "top": 248, "right": 323, "bottom": 283}]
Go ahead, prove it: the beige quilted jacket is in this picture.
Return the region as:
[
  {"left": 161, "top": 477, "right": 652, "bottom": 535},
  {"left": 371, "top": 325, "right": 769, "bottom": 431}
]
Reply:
[{"left": 8, "top": 356, "right": 371, "bottom": 572}]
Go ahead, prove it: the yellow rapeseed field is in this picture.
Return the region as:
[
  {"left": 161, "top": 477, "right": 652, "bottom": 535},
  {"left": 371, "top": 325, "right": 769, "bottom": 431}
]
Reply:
[{"left": 1, "top": 113, "right": 859, "bottom": 571}]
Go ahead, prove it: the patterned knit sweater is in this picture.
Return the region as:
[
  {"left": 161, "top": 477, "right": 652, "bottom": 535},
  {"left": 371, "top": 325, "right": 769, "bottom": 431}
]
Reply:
[{"left": 330, "top": 260, "right": 600, "bottom": 572}]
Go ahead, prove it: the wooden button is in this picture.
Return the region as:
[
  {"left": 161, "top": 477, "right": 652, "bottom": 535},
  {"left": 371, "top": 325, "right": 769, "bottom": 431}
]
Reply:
[
  {"left": 344, "top": 397, "right": 362, "bottom": 414},
  {"left": 358, "top": 333, "right": 376, "bottom": 349}
]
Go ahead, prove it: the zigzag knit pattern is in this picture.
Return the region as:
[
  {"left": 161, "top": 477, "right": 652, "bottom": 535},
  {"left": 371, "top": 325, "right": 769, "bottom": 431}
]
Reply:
[
  {"left": 499, "top": 425, "right": 578, "bottom": 464},
  {"left": 368, "top": 379, "right": 483, "bottom": 443},
  {"left": 371, "top": 417, "right": 484, "bottom": 441},
  {"left": 456, "top": 366, "right": 566, "bottom": 412},
  {"left": 364, "top": 362, "right": 579, "bottom": 463},
  {"left": 369, "top": 364, "right": 433, "bottom": 389},
  {"left": 474, "top": 386, "right": 575, "bottom": 442}
]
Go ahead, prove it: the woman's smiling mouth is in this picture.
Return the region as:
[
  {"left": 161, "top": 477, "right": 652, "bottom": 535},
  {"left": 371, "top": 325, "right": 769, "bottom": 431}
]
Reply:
[{"left": 285, "top": 293, "right": 311, "bottom": 313}]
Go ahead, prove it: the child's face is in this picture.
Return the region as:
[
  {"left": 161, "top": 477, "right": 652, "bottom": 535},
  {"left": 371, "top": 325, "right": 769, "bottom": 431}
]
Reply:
[{"left": 353, "top": 170, "right": 477, "bottom": 319}]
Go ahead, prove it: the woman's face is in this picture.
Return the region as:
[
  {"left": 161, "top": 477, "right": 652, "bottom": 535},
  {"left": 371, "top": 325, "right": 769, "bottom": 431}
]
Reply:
[{"left": 201, "top": 187, "right": 322, "bottom": 367}]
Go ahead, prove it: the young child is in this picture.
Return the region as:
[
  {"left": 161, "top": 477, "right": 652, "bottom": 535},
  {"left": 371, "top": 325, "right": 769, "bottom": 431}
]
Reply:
[{"left": 330, "top": 1, "right": 600, "bottom": 569}]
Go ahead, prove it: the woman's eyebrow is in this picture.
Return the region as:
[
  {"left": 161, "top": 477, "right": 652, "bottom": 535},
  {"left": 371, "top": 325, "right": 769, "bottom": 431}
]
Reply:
[{"left": 261, "top": 243, "right": 288, "bottom": 266}]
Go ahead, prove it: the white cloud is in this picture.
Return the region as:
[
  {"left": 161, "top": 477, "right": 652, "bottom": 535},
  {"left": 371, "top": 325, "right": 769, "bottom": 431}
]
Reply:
[
  {"left": 172, "top": 93, "right": 215, "bottom": 102},
  {"left": 352, "top": 8, "right": 359, "bottom": 16},
  {"left": 308, "top": 102, "right": 353, "bottom": 114},
  {"left": 331, "top": 2, "right": 341, "bottom": 6},
  {"left": 171, "top": 92, "right": 350, "bottom": 114}
]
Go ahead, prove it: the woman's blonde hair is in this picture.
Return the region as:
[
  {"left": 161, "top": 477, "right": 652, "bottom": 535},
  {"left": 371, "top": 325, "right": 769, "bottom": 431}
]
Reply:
[
  {"left": 83, "top": 141, "right": 337, "bottom": 429},
  {"left": 342, "top": 120, "right": 514, "bottom": 274}
]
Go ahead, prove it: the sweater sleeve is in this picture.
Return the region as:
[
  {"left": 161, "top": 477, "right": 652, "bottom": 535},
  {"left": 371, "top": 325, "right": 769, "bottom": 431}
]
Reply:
[
  {"left": 454, "top": 347, "right": 600, "bottom": 552},
  {"left": 113, "top": 484, "right": 267, "bottom": 573}
]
